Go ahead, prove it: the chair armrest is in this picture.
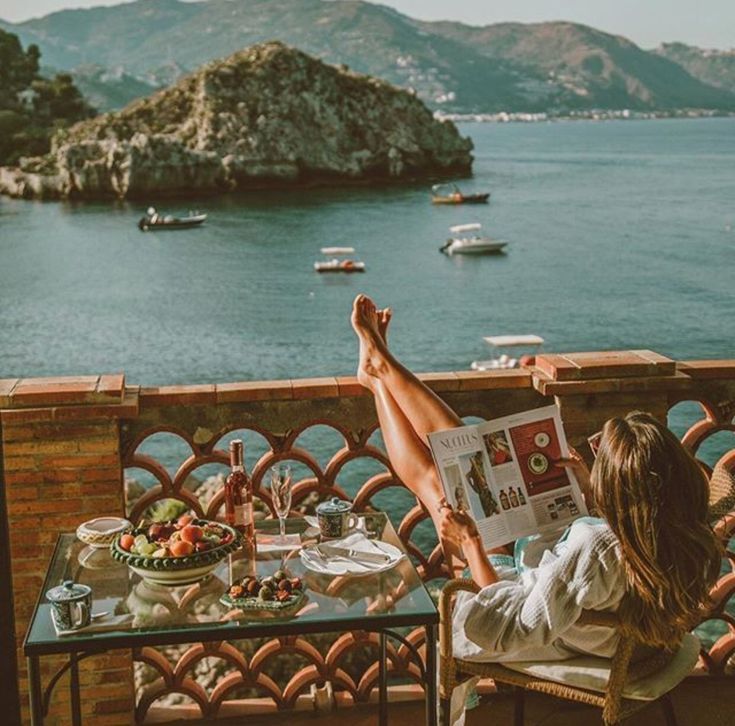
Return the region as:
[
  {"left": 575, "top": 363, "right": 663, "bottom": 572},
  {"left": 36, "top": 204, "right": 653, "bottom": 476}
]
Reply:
[
  {"left": 439, "top": 578, "right": 480, "bottom": 659},
  {"left": 708, "top": 464, "right": 735, "bottom": 532},
  {"left": 577, "top": 609, "right": 620, "bottom": 629}
]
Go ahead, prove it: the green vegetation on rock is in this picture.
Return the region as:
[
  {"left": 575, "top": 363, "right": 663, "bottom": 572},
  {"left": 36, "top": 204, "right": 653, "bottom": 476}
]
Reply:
[{"left": 0, "top": 28, "right": 94, "bottom": 166}]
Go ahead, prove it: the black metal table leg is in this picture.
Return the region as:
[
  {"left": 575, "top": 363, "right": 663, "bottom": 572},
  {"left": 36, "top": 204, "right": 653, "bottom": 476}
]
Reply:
[
  {"left": 379, "top": 631, "right": 388, "bottom": 726},
  {"left": 70, "top": 653, "right": 81, "bottom": 726},
  {"left": 28, "top": 655, "right": 43, "bottom": 726},
  {"left": 425, "top": 625, "right": 438, "bottom": 726}
]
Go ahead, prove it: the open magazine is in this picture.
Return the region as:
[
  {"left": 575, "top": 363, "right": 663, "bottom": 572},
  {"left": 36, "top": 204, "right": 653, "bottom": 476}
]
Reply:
[{"left": 427, "top": 405, "right": 587, "bottom": 550}]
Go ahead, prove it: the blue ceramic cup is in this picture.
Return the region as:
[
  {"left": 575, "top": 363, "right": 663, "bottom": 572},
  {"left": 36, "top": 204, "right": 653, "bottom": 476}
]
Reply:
[
  {"left": 46, "top": 580, "right": 92, "bottom": 631},
  {"left": 316, "top": 497, "right": 359, "bottom": 539}
]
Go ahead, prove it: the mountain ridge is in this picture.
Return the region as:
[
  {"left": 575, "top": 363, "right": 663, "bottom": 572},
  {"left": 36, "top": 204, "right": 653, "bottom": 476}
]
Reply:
[
  {"left": 2, "top": 0, "right": 733, "bottom": 113},
  {"left": 653, "top": 42, "right": 735, "bottom": 96}
]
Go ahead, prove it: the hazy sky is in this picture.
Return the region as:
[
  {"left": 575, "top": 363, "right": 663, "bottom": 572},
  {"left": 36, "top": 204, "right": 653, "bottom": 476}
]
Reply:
[{"left": 0, "top": 0, "right": 733, "bottom": 49}]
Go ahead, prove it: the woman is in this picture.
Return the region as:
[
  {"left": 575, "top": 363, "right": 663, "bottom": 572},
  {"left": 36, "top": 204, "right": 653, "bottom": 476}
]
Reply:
[{"left": 350, "top": 294, "right": 720, "bottom": 721}]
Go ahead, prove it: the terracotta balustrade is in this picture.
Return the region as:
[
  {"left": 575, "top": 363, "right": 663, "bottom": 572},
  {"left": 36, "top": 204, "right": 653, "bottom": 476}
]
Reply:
[{"left": 1, "top": 349, "right": 734, "bottom": 724}]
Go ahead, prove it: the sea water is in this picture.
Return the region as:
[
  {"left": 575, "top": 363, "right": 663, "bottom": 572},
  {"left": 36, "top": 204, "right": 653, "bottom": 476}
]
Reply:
[{"left": 1, "top": 118, "right": 733, "bottom": 515}]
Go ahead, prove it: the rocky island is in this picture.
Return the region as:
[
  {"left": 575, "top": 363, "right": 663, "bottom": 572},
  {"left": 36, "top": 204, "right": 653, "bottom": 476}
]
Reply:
[{"left": 0, "top": 41, "right": 473, "bottom": 199}]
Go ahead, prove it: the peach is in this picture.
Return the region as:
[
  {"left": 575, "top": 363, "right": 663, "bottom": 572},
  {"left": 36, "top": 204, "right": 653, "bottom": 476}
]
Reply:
[
  {"left": 181, "top": 524, "right": 203, "bottom": 543},
  {"left": 170, "top": 540, "right": 194, "bottom": 557},
  {"left": 177, "top": 514, "right": 194, "bottom": 529},
  {"left": 119, "top": 533, "right": 135, "bottom": 552}
]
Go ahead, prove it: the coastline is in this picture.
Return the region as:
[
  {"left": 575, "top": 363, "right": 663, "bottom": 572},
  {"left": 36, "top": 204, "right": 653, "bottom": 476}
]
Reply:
[{"left": 435, "top": 108, "right": 735, "bottom": 123}]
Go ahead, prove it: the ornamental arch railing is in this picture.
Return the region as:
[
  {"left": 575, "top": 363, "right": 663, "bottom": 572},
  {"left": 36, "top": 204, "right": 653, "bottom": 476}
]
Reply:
[{"left": 1, "top": 351, "right": 734, "bottom": 722}]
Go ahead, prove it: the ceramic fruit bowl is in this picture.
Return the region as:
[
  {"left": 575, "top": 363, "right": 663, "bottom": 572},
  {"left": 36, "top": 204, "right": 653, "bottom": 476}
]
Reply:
[
  {"left": 77, "top": 517, "right": 132, "bottom": 549},
  {"left": 110, "top": 517, "right": 240, "bottom": 587}
]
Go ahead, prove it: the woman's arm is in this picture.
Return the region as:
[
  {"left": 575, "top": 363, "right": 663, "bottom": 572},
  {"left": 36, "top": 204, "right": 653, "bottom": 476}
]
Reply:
[
  {"left": 556, "top": 447, "right": 594, "bottom": 512},
  {"left": 440, "top": 507, "right": 499, "bottom": 587}
]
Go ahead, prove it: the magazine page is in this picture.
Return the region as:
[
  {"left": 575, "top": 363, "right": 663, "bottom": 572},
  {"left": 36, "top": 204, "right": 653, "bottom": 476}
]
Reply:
[
  {"left": 478, "top": 405, "right": 588, "bottom": 538},
  {"left": 428, "top": 405, "right": 587, "bottom": 550},
  {"left": 427, "top": 427, "right": 515, "bottom": 548}
]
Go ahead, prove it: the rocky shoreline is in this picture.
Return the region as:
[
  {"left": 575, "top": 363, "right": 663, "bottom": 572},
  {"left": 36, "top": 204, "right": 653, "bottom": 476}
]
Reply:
[{"left": 0, "top": 42, "right": 473, "bottom": 200}]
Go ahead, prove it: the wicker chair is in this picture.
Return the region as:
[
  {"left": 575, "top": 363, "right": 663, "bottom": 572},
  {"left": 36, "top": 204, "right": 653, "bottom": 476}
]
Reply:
[
  {"left": 707, "top": 461, "right": 735, "bottom": 525},
  {"left": 438, "top": 464, "right": 735, "bottom": 726},
  {"left": 438, "top": 580, "right": 698, "bottom": 725}
]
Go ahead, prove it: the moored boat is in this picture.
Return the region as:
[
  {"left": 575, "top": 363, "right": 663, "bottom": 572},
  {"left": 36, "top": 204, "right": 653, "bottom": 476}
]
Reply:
[
  {"left": 440, "top": 223, "right": 507, "bottom": 255},
  {"left": 138, "top": 207, "right": 207, "bottom": 231},
  {"left": 431, "top": 184, "right": 490, "bottom": 205},
  {"left": 314, "top": 247, "right": 366, "bottom": 273},
  {"left": 470, "top": 335, "right": 545, "bottom": 371}
]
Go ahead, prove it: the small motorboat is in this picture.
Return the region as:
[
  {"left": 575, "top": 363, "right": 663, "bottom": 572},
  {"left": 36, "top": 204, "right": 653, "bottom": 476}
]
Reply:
[
  {"left": 471, "top": 335, "right": 545, "bottom": 371},
  {"left": 431, "top": 184, "right": 490, "bottom": 205},
  {"left": 314, "top": 247, "right": 366, "bottom": 273},
  {"left": 440, "top": 223, "right": 507, "bottom": 255},
  {"left": 138, "top": 207, "right": 207, "bottom": 231}
]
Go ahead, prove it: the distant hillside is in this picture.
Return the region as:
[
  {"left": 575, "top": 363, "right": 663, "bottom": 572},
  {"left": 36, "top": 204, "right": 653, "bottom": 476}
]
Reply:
[
  {"left": 0, "top": 0, "right": 532, "bottom": 112},
  {"left": 2, "top": 0, "right": 734, "bottom": 113},
  {"left": 65, "top": 65, "right": 160, "bottom": 112},
  {"left": 0, "top": 42, "right": 472, "bottom": 199},
  {"left": 421, "top": 21, "right": 735, "bottom": 110},
  {"left": 653, "top": 43, "right": 735, "bottom": 96}
]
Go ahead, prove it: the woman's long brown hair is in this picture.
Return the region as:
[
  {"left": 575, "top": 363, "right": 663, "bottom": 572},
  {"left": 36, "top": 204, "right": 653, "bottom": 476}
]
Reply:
[{"left": 591, "top": 411, "right": 721, "bottom": 649}]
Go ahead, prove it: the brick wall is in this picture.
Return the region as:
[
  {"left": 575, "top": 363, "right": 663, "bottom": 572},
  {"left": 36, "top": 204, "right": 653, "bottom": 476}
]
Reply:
[{"left": 1, "top": 375, "right": 136, "bottom": 725}]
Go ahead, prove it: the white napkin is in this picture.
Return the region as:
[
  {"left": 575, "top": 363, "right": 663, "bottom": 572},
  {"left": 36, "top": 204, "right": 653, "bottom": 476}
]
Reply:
[
  {"left": 50, "top": 609, "right": 134, "bottom": 637},
  {"left": 256, "top": 532, "right": 302, "bottom": 553},
  {"left": 300, "top": 531, "right": 403, "bottom": 575}
]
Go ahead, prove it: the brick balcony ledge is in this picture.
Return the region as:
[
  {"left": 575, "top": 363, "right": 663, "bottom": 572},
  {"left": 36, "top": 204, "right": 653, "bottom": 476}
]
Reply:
[{"left": 2, "top": 349, "right": 734, "bottom": 724}]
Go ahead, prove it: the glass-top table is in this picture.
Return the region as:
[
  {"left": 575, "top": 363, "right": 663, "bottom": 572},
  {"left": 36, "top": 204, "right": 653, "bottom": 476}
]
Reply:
[{"left": 24, "top": 514, "right": 438, "bottom": 726}]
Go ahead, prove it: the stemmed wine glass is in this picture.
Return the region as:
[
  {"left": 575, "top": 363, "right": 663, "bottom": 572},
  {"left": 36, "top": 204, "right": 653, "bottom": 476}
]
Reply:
[{"left": 268, "top": 464, "right": 293, "bottom": 544}]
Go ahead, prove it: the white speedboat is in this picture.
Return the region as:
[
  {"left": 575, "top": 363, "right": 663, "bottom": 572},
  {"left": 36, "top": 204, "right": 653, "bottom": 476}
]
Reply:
[
  {"left": 314, "top": 247, "right": 366, "bottom": 273},
  {"left": 471, "top": 334, "right": 545, "bottom": 371},
  {"left": 440, "top": 223, "right": 507, "bottom": 255}
]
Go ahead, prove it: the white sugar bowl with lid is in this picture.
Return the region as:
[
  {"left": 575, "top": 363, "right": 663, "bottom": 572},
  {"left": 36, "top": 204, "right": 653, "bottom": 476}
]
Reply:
[
  {"left": 76, "top": 516, "right": 131, "bottom": 549},
  {"left": 46, "top": 580, "right": 92, "bottom": 631}
]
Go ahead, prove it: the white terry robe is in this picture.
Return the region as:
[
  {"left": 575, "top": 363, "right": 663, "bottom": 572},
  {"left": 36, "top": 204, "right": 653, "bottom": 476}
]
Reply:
[{"left": 449, "top": 518, "right": 626, "bottom": 725}]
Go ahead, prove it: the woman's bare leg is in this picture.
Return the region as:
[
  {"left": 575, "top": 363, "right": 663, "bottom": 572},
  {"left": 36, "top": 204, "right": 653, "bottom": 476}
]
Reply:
[
  {"left": 372, "top": 379, "right": 465, "bottom": 574},
  {"left": 373, "top": 383, "right": 442, "bottom": 505},
  {"left": 352, "top": 297, "right": 465, "bottom": 573},
  {"left": 352, "top": 295, "right": 462, "bottom": 443}
]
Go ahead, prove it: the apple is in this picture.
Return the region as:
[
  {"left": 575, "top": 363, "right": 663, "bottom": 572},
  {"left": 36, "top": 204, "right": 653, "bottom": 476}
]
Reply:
[
  {"left": 195, "top": 540, "right": 211, "bottom": 552},
  {"left": 119, "top": 533, "right": 135, "bottom": 552},
  {"left": 148, "top": 523, "right": 166, "bottom": 540},
  {"left": 177, "top": 514, "right": 194, "bottom": 529},
  {"left": 181, "top": 524, "right": 203, "bottom": 544},
  {"left": 170, "top": 540, "right": 194, "bottom": 557}
]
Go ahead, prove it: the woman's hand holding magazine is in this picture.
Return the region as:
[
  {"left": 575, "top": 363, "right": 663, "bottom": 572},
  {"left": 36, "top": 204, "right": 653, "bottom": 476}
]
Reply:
[{"left": 555, "top": 447, "right": 593, "bottom": 510}]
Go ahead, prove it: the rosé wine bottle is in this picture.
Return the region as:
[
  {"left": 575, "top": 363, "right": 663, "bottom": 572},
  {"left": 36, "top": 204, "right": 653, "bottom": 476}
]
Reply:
[{"left": 224, "top": 439, "right": 255, "bottom": 551}]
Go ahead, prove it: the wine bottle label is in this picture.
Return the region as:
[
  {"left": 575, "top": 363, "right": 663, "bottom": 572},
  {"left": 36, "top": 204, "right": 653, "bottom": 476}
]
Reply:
[{"left": 234, "top": 503, "right": 254, "bottom": 527}]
